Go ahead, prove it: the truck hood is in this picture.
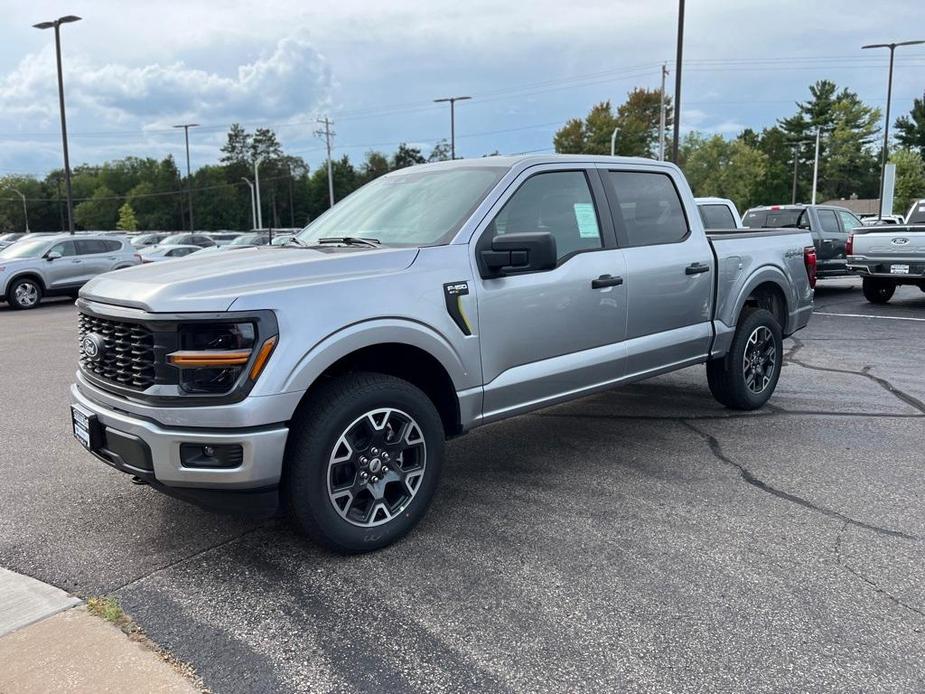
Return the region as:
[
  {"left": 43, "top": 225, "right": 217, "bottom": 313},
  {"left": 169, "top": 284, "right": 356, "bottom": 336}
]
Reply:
[{"left": 80, "top": 246, "right": 419, "bottom": 312}]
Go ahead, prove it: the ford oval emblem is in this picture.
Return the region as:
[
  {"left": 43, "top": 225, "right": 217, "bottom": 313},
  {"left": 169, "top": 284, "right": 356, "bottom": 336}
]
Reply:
[
  {"left": 891, "top": 237, "right": 910, "bottom": 245},
  {"left": 82, "top": 333, "right": 106, "bottom": 361}
]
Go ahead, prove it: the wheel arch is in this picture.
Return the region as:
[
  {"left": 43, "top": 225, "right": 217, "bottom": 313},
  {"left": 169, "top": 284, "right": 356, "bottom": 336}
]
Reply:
[
  {"left": 283, "top": 321, "right": 471, "bottom": 438},
  {"left": 4, "top": 271, "right": 46, "bottom": 296},
  {"left": 728, "top": 268, "right": 791, "bottom": 331}
]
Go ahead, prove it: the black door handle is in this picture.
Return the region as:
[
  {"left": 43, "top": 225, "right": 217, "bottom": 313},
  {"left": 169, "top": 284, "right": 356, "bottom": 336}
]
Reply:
[
  {"left": 591, "top": 274, "right": 624, "bottom": 289},
  {"left": 685, "top": 263, "right": 710, "bottom": 275}
]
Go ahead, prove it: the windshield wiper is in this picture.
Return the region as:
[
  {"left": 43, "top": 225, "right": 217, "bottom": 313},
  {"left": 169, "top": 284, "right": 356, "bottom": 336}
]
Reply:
[
  {"left": 283, "top": 236, "right": 310, "bottom": 248},
  {"left": 316, "top": 236, "right": 381, "bottom": 248}
]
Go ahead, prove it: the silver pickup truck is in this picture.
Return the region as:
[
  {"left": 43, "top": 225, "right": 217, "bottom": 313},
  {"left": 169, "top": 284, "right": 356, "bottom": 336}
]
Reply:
[
  {"left": 847, "top": 224, "right": 925, "bottom": 303},
  {"left": 70, "top": 155, "right": 815, "bottom": 552}
]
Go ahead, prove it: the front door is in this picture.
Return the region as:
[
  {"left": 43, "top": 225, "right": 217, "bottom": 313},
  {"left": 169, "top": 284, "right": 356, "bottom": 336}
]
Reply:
[
  {"left": 43, "top": 240, "right": 81, "bottom": 289},
  {"left": 815, "top": 208, "right": 847, "bottom": 275},
  {"left": 474, "top": 168, "right": 628, "bottom": 421}
]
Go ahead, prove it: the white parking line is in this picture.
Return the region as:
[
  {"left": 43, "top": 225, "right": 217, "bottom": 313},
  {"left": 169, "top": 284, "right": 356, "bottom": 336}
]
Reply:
[{"left": 815, "top": 311, "right": 925, "bottom": 323}]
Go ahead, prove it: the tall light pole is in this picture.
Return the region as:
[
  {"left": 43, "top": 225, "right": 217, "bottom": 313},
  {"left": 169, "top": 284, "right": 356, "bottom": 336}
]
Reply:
[
  {"left": 241, "top": 178, "right": 257, "bottom": 230},
  {"left": 254, "top": 158, "right": 265, "bottom": 230},
  {"left": 33, "top": 15, "right": 81, "bottom": 235},
  {"left": 791, "top": 145, "right": 799, "bottom": 205},
  {"left": 10, "top": 189, "right": 30, "bottom": 233},
  {"left": 610, "top": 128, "right": 619, "bottom": 156},
  {"left": 862, "top": 40, "right": 925, "bottom": 219},
  {"left": 671, "top": 0, "right": 685, "bottom": 162},
  {"left": 811, "top": 128, "right": 821, "bottom": 206},
  {"left": 173, "top": 123, "right": 199, "bottom": 231},
  {"left": 433, "top": 96, "right": 471, "bottom": 160}
]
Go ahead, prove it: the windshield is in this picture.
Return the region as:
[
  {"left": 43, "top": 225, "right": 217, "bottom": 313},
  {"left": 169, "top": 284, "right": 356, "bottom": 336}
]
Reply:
[
  {"left": 230, "top": 233, "right": 266, "bottom": 246},
  {"left": 160, "top": 234, "right": 190, "bottom": 245},
  {"left": 742, "top": 208, "right": 808, "bottom": 229},
  {"left": 0, "top": 233, "right": 25, "bottom": 243},
  {"left": 908, "top": 201, "right": 925, "bottom": 224},
  {"left": 296, "top": 166, "right": 506, "bottom": 247},
  {"left": 0, "top": 238, "right": 52, "bottom": 259}
]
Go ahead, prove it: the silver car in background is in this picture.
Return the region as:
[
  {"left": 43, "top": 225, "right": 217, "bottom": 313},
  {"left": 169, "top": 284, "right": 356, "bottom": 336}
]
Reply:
[
  {"left": 0, "top": 234, "right": 140, "bottom": 310},
  {"left": 138, "top": 244, "right": 202, "bottom": 263}
]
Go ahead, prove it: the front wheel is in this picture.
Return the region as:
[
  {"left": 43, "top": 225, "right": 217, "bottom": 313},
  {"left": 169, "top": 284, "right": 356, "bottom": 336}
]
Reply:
[
  {"left": 707, "top": 308, "right": 783, "bottom": 410},
  {"left": 284, "top": 372, "right": 444, "bottom": 553},
  {"left": 7, "top": 277, "right": 42, "bottom": 310},
  {"left": 862, "top": 278, "right": 895, "bottom": 304}
]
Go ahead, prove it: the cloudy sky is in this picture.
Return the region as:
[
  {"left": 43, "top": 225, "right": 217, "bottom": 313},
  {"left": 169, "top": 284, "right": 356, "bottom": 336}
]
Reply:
[{"left": 1, "top": 0, "right": 923, "bottom": 178}]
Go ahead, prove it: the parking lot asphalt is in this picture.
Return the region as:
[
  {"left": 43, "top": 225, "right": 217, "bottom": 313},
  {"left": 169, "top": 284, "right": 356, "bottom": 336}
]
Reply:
[{"left": 1, "top": 279, "right": 923, "bottom": 693}]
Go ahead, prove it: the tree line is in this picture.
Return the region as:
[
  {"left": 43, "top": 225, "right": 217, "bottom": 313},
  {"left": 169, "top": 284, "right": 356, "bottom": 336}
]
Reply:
[
  {"left": 1, "top": 79, "right": 924, "bottom": 232},
  {"left": 554, "top": 80, "right": 925, "bottom": 215}
]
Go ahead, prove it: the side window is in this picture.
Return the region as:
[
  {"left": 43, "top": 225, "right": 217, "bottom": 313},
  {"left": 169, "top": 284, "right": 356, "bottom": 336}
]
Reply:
[
  {"left": 817, "top": 209, "right": 840, "bottom": 234},
  {"left": 606, "top": 172, "right": 688, "bottom": 246},
  {"left": 699, "top": 204, "right": 736, "bottom": 230},
  {"left": 50, "top": 241, "right": 76, "bottom": 257},
  {"left": 837, "top": 210, "right": 862, "bottom": 231},
  {"left": 485, "top": 171, "right": 602, "bottom": 261},
  {"left": 76, "top": 239, "right": 106, "bottom": 255},
  {"left": 170, "top": 248, "right": 192, "bottom": 257},
  {"left": 102, "top": 240, "right": 122, "bottom": 252}
]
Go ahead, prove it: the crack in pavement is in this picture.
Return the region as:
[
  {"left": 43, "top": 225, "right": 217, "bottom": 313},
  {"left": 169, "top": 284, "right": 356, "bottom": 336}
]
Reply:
[
  {"left": 834, "top": 522, "right": 925, "bottom": 619},
  {"left": 538, "top": 409, "right": 923, "bottom": 422},
  {"left": 681, "top": 420, "right": 918, "bottom": 541},
  {"left": 785, "top": 337, "right": 925, "bottom": 415}
]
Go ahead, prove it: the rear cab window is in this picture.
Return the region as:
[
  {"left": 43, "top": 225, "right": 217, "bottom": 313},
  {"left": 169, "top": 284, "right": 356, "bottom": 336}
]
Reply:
[
  {"left": 699, "top": 204, "right": 736, "bottom": 230},
  {"left": 743, "top": 208, "right": 809, "bottom": 229},
  {"left": 604, "top": 171, "right": 688, "bottom": 247}
]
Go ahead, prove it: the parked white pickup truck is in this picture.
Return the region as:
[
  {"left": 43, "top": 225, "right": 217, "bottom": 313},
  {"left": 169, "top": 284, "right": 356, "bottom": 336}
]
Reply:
[
  {"left": 847, "top": 224, "right": 925, "bottom": 303},
  {"left": 695, "top": 197, "right": 743, "bottom": 229}
]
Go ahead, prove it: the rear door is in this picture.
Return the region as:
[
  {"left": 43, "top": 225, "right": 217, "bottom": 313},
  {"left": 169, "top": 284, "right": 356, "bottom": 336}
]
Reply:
[
  {"left": 600, "top": 167, "right": 715, "bottom": 376},
  {"left": 75, "top": 239, "right": 112, "bottom": 281},
  {"left": 815, "top": 208, "right": 847, "bottom": 275}
]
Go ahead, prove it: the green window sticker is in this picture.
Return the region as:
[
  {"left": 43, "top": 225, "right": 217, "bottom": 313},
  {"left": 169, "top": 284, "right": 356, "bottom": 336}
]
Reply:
[{"left": 573, "top": 203, "right": 599, "bottom": 239}]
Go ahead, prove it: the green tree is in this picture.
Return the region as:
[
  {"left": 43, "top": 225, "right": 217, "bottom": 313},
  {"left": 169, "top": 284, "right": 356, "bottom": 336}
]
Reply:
[
  {"left": 890, "top": 148, "right": 925, "bottom": 217},
  {"left": 895, "top": 93, "right": 925, "bottom": 158},
  {"left": 116, "top": 202, "right": 138, "bottom": 231},
  {"left": 554, "top": 101, "right": 618, "bottom": 155},
  {"left": 553, "top": 91, "right": 671, "bottom": 157},
  {"left": 74, "top": 186, "right": 120, "bottom": 229},
  {"left": 779, "top": 80, "right": 881, "bottom": 200},
  {"left": 359, "top": 151, "right": 390, "bottom": 184},
  {"left": 250, "top": 127, "right": 284, "bottom": 163},
  {"left": 680, "top": 132, "right": 768, "bottom": 211},
  {"left": 392, "top": 143, "right": 426, "bottom": 169},
  {"left": 427, "top": 139, "right": 452, "bottom": 162},
  {"left": 220, "top": 123, "right": 251, "bottom": 165}
]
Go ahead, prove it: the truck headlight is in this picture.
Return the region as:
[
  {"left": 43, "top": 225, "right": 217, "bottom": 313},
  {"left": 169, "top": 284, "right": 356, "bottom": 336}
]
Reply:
[{"left": 167, "top": 322, "right": 276, "bottom": 394}]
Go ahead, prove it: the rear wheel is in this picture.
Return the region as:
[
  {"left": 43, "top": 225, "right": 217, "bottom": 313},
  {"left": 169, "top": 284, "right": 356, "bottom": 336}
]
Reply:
[
  {"left": 284, "top": 372, "right": 444, "bottom": 553},
  {"left": 707, "top": 308, "right": 783, "bottom": 410},
  {"left": 7, "top": 278, "right": 42, "bottom": 310},
  {"left": 862, "top": 278, "right": 895, "bottom": 304}
]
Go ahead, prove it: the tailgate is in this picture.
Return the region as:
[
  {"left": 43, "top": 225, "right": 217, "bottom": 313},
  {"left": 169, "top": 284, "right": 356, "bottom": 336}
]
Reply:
[{"left": 852, "top": 229, "right": 925, "bottom": 260}]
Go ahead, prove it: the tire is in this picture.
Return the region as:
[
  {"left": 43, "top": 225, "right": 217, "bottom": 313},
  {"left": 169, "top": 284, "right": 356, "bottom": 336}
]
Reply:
[
  {"left": 706, "top": 308, "right": 783, "bottom": 410},
  {"left": 6, "top": 277, "right": 42, "bottom": 310},
  {"left": 862, "top": 278, "right": 896, "bottom": 304},
  {"left": 284, "top": 372, "right": 445, "bottom": 553}
]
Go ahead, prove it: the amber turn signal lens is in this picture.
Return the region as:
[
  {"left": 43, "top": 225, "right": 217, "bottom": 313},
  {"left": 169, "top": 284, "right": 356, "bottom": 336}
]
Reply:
[
  {"left": 168, "top": 350, "right": 252, "bottom": 367},
  {"left": 249, "top": 336, "right": 278, "bottom": 381}
]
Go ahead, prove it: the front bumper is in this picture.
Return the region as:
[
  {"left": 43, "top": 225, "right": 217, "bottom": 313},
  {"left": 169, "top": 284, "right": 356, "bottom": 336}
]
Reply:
[{"left": 71, "top": 383, "right": 289, "bottom": 513}]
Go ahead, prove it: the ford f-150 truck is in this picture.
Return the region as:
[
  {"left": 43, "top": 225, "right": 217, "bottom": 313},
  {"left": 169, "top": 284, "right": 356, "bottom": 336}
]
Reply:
[
  {"left": 846, "top": 224, "right": 925, "bottom": 303},
  {"left": 742, "top": 203, "right": 863, "bottom": 279},
  {"left": 70, "top": 156, "right": 815, "bottom": 552}
]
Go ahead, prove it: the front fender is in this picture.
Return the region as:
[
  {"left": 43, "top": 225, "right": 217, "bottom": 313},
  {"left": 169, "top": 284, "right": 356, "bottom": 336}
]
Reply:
[{"left": 280, "top": 318, "right": 472, "bottom": 395}]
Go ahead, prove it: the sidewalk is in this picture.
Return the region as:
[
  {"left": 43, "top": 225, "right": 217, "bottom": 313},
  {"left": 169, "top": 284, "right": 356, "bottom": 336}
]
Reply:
[{"left": 0, "top": 568, "right": 198, "bottom": 693}]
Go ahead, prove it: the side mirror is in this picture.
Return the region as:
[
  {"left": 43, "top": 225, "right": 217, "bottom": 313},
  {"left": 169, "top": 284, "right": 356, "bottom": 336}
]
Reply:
[
  {"left": 480, "top": 232, "right": 557, "bottom": 277},
  {"left": 46, "top": 250, "right": 62, "bottom": 261}
]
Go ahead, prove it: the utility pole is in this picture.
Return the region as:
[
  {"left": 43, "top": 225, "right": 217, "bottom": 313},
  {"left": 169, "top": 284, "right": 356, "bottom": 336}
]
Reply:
[
  {"left": 315, "top": 117, "right": 336, "bottom": 208},
  {"left": 173, "top": 123, "right": 199, "bottom": 230},
  {"left": 33, "top": 15, "right": 81, "bottom": 234},
  {"left": 659, "top": 64, "right": 669, "bottom": 161},
  {"left": 254, "top": 158, "right": 265, "bottom": 230},
  {"left": 811, "top": 128, "right": 821, "bottom": 206},
  {"left": 671, "top": 0, "right": 685, "bottom": 162},
  {"left": 862, "top": 40, "right": 925, "bottom": 219},
  {"left": 791, "top": 145, "right": 799, "bottom": 204},
  {"left": 433, "top": 96, "right": 472, "bottom": 159},
  {"left": 610, "top": 128, "right": 619, "bottom": 156},
  {"left": 241, "top": 178, "right": 257, "bottom": 230}
]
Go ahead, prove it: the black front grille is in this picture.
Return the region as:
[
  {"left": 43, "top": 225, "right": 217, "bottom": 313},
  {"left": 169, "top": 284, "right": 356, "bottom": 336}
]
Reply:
[{"left": 78, "top": 312, "right": 156, "bottom": 390}]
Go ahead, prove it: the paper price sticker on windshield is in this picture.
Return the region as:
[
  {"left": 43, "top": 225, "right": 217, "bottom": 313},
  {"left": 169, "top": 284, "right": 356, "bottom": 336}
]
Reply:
[{"left": 574, "top": 203, "right": 600, "bottom": 239}]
